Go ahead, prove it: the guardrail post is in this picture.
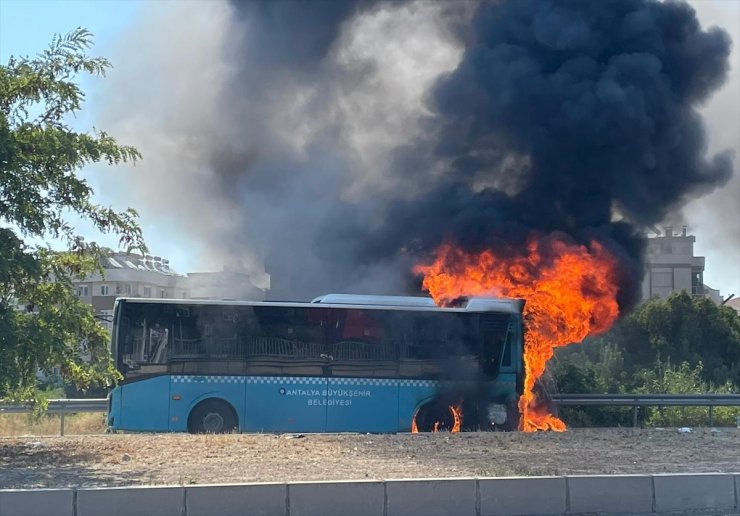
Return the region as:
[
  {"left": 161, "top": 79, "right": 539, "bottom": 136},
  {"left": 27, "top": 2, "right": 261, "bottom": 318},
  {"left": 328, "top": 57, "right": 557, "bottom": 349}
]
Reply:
[
  {"left": 60, "top": 412, "right": 65, "bottom": 436},
  {"left": 708, "top": 405, "right": 714, "bottom": 427},
  {"left": 632, "top": 405, "right": 638, "bottom": 427}
]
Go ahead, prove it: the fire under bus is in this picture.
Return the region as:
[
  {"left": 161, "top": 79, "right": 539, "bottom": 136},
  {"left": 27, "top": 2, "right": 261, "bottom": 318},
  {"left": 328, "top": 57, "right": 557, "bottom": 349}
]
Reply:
[{"left": 107, "top": 294, "right": 524, "bottom": 433}]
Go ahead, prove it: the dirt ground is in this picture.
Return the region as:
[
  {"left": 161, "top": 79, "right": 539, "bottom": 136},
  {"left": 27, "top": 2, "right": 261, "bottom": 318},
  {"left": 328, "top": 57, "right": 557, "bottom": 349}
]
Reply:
[{"left": 0, "top": 428, "right": 738, "bottom": 489}]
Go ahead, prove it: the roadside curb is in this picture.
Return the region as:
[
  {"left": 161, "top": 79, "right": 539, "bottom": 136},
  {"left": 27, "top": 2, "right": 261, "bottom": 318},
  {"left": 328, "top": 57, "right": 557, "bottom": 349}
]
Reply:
[{"left": 0, "top": 473, "right": 738, "bottom": 516}]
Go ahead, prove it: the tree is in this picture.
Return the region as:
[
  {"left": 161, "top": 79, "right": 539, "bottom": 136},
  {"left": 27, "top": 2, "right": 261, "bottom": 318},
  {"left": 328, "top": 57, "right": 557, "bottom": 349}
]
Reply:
[
  {"left": 0, "top": 28, "right": 146, "bottom": 400},
  {"left": 625, "top": 292, "right": 740, "bottom": 386},
  {"left": 552, "top": 292, "right": 740, "bottom": 426}
]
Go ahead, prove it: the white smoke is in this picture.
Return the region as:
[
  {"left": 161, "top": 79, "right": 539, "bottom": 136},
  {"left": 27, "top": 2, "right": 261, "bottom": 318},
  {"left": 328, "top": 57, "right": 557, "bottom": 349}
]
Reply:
[{"left": 94, "top": 0, "right": 460, "bottom": 297}]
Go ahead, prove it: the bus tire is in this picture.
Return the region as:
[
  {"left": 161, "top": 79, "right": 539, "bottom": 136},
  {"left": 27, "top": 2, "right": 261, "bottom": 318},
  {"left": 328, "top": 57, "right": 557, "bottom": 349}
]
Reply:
[
  {"left": 413, "top": 401, "right": 457, "bottom": 432},
  {"left": 187, "top": 399, "right": 238, "bottom": 434}
]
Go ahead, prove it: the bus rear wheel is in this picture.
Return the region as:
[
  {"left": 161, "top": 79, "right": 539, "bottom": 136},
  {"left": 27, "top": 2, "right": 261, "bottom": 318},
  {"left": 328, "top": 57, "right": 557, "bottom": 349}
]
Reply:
[
  {"left": 188, "top": 400, "right": 237, "bottom": 434},
  {"left": 413, "top": 401, "right": 457, "bottom": 432}
]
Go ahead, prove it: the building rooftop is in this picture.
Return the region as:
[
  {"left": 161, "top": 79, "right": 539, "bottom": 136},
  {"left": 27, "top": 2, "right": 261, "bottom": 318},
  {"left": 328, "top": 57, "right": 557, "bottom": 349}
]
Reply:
[{"left": 103, "top": 252, "right": 184, "bottom": 277}]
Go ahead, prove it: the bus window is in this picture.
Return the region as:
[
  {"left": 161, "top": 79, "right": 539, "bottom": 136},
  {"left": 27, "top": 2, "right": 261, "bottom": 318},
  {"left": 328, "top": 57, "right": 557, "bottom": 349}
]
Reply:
[
  {"left": 171, "top": 307, "right": 202, "bottom": 358},
  {"left": 200, "top": 306, "right": 240, "bottom": 358},
  {"left": 119, "top": 303, "right": 172, "bottom": 377},
  {"left": 479, "top": 314, "right": 512, "bottom": 376},
  {"left": 247, "top": 306, "right": 327, "bottom": 361},
  {"left": 397, "top": 312, "right": 477, "bottom": 379},
  {"left": 328, "top": 309, "right": 399, "bottom": 377},
  {"left": 501, "top": 329, "right": 512, "bottom": 368}
]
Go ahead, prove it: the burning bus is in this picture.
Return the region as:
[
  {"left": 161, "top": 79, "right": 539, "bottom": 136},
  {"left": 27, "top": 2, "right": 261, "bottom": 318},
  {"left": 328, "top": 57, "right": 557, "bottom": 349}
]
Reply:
[{"left": 107, "top": 294, "right": 523, "bottom": 433}]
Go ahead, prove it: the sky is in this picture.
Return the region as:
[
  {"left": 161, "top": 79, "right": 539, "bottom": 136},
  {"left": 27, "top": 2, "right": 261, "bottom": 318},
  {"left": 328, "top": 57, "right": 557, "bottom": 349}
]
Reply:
[{"left": 1, "top": 0, "right": 738, "bottom": 298}]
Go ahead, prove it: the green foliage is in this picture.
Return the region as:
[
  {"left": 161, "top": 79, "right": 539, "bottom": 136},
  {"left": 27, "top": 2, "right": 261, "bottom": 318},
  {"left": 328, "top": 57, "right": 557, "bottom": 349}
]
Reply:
[
  {"left": 0, "top": 28, "right": 145, "bottom": 400},
  {"left": 635, "top": 361, "right": 738, "bottom": 427},
  {"left": 621, "top": 292, "right": 740, "bottom": 385},
  {"left": 552, "top": 343, "right": 633, "bottom": 427},
  {"left": 552, "top": 292, "right": 740, "bottom": 427}
]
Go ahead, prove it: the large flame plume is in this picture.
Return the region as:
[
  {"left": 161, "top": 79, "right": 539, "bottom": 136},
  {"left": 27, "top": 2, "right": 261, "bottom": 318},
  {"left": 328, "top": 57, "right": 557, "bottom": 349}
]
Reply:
[{"left": 414, "top": 235, "right": 621, "bottom": 431}]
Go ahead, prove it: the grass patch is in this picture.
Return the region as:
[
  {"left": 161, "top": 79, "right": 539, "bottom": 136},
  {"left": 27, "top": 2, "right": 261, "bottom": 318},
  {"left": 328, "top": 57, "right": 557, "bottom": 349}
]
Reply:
[{"left": 0, "top": 412, "right": 107, "bottom": 437}]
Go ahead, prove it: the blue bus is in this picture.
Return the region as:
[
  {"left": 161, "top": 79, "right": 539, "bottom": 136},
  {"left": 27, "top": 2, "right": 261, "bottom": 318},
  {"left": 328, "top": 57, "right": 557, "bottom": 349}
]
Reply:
[{"left": 107, "top": 294, "right": 524, "bottom": 433}]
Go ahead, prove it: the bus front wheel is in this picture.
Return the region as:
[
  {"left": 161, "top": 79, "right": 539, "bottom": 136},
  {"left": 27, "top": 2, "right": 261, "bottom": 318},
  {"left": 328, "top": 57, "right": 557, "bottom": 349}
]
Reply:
[{"left": 188, "top": 400, "right": 237, "bottom": 434}]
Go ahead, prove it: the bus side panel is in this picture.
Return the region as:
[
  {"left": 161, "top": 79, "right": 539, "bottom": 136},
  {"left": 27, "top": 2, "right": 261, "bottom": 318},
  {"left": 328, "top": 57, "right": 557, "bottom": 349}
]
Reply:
[
  {"left": 243, "top": 376, "right": 328, "bottom": 433},
  {"left": 168, "top": 375, "right": 247, "bottom": 432},
  {"left": 397, "top": 380, "right": 438, "bottom": 432},
  {"left": 325, "top": 378, "right": 399, "bottom": 433},
  {"left": 493, "top": 372, "right": 519, "bottom": 402},
  {"left": 118, "top": 376, "right": 171, "bottom": 431}
]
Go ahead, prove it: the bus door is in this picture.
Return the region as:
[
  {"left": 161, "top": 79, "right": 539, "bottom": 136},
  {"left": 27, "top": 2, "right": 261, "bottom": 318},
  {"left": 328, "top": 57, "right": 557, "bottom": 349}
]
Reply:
[
  {"left": 480, "top": 313, "right": 518, "bottom": 400},
  {"left": 325, "top": 309, "right": 399, "bottom": 432},
  {"left": 117, "top": 303, "right": 172, "bottom": 431}
]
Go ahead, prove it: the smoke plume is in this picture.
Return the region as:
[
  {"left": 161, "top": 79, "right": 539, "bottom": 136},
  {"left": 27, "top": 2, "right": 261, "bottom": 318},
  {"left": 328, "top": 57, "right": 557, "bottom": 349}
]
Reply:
[
  {"left": 360, "top": 0, "right": 733, "bottom": 311},
  {"left": 99, "top": 0, "right": 733, "bottom": 306}
]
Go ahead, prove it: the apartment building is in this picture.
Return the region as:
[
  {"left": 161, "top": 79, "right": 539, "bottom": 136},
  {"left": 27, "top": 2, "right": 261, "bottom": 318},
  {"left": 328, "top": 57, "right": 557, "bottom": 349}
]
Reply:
[
  {"left": 641, "top": 226, "right": 722, "bottom": 304},
  {"left": 73, "top": 252, "right": 191, "bottom": 328},
  {"left": 72, "top": 252, "right": 267, "bottom": 327}
]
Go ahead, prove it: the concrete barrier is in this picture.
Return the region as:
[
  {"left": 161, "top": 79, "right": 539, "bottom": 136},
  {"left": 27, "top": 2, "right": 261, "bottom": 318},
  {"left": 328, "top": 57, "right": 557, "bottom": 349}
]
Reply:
[
  {"left": 186, "top": 482, "right": 286, "bottom": 516},
  {"left": 653, "top": 473, "right": 736, "bottom": 513},
  {"left": 385, "top": 478, "right": 477, "bottom": 516},
  {"left": 1, "top": 472, "right": 739, "bottom": 516},
  {"left": 567, "top": 474, "right": 653, "bottom": 514},
  {"left": 0, "top": 489, "right": 73, "bottom": 516},
  {"left": 479, "top": 476, "right": 566, "bottom": 516},
  {"left": 289, "top": 480, "right": 384, "bottom": 516},
  {"left": 76, "top": 486, "right": 184, "bottom": 516}
]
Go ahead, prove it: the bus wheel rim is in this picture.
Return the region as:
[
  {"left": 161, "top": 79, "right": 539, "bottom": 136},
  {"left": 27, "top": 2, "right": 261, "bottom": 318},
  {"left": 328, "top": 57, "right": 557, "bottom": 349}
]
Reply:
[{"left": 203, "top": 412, "right": 224, "bottom": 432}]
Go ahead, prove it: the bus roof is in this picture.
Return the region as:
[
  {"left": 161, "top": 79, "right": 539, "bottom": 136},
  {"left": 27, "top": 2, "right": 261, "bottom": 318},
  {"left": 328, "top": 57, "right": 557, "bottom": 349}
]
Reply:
[
  {"left": 116, "top": 295, "right": 524, "bottom": 314},
  {"left": 311, "top": 294, "right": 436, "bottom": 307}
]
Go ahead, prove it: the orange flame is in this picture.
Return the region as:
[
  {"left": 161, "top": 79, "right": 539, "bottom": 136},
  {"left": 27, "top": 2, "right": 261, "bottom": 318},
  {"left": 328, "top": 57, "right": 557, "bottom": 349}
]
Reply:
[
  {"left": 450, "top": 404, "right": 462, "bottom": 433},
  {"left": 414, "top": 235, "right": 620, "bottom": 431}
]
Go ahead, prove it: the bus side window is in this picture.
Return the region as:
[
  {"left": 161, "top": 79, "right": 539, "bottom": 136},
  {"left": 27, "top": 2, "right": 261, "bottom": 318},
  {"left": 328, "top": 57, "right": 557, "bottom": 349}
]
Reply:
[
  {"left": 501, "top": 329, "right": 512, "bottom": 368},
  {"left": 481, "top": 330, "right": 504, "bottom": 376},
  {"left": 121, "top": 317, "right": 132, "bottom": 354},
  {"left": 148, "top": 324, "right": 169, "bottom": 364}
]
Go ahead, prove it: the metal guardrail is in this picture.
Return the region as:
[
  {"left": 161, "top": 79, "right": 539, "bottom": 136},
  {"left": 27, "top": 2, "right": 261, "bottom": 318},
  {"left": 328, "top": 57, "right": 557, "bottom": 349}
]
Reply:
[
  {"left": 552, "top": 394, "right": 740, "bottom": 406},
  {"left": 2, "top": 395, "right": 739, "bottom": 434},
  {"left": 552, "top": 394, "right": 740, "bottom": 427},
  {"left": 0, "top": 398, "right": 107, "bottom": 436}
]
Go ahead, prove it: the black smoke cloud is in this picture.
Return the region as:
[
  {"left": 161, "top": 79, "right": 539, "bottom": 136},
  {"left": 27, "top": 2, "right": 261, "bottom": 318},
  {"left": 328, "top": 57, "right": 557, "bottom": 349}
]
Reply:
[{"left": 349, "top": 0, "right": 733, "bottom": 311}]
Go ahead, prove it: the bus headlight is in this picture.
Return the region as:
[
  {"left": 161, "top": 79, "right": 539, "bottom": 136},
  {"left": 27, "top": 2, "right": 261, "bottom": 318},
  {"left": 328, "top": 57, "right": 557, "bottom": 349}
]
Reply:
[{"left": 487, "top": 403, "right": 508, "bottom": 426}]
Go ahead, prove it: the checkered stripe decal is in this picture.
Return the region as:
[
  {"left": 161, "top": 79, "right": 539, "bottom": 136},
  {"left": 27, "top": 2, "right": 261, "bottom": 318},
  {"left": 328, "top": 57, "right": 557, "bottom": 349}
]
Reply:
[
  {"left": 172, "top": 375, "right": 244, "bottom": 383},
  {"left": 397, "top": 379, "right": 436, "bottom": 388},
  {"left": 246, "top": 377, "right": 325, "bottom": 385},
  {"left": 171, "top": 375, "right": 436, "bottom": 388},
  {"left": 332, "top": 378, "right": 436, "bottom": 388}
]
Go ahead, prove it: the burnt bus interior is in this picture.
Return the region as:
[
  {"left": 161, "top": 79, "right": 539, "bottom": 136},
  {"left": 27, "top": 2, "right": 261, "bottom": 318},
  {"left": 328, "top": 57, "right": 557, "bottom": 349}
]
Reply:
[{"left": 116, "top": 301, "right": 516, "bottom": 381}]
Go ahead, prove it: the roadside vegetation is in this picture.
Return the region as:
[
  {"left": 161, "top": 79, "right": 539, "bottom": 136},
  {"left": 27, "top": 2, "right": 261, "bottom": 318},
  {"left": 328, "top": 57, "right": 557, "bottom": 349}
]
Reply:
[
  {"left": 0, "top": 29, "right": 145, "bottom": 401},
  {"left": 552, "top": 292, "right": 740, "bottom": 427},
  {"left": 0, "top": 412, "right": 105, "bottom": 437}
]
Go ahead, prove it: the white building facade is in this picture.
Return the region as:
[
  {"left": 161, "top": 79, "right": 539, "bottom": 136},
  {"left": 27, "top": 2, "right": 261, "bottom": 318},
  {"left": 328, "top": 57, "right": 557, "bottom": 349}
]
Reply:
[
  {"left": 73, "top": 253, "right": 191, "bottom": 327},
  {"left": 641, "top": 226, "right": 722, "bottom": 304}
]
